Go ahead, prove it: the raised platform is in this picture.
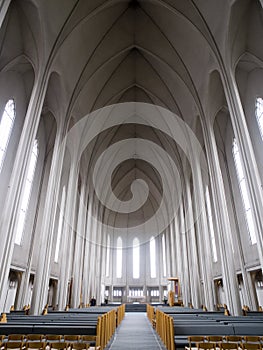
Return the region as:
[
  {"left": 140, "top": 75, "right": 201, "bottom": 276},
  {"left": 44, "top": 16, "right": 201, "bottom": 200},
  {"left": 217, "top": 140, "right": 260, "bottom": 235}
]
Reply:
[{"left": 125, "top": 303, "right": 147, "bottom": 312}]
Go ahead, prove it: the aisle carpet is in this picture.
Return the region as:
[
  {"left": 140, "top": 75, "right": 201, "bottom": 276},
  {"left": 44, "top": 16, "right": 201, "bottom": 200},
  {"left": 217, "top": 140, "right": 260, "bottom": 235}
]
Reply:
[{"left": 107, "top": 312, "right": 167, "bottom": 350}]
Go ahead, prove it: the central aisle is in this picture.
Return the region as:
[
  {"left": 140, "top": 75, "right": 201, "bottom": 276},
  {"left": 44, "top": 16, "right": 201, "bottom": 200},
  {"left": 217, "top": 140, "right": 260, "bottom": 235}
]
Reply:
[{"left": 107, "top": 312, "right": 167, "bottom": 350}]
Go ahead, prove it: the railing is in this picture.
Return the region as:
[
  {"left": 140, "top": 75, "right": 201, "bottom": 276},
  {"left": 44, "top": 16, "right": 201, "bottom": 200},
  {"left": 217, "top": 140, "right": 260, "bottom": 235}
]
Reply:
[
  {"left": 97, "top": 304, "right": 125, "bottom": 349},
  {"left": 117, "top": 304, "right": 125, "bottom": 326},
  {"left": 146, "top": 304, "right": 155, "bottom": 328},
  {"left": 155, "top": 308, "right": 175, "bottom": 350}
]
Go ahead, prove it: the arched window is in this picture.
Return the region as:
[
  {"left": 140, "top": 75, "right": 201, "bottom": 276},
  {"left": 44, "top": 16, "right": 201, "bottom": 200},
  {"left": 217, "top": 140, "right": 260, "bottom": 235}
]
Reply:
[
  {"left": 0, "top": 99, "right": 16, "bottom": 173},
  {"left": 116, "top": 236, "right": 122, "bottom": 278},
  {"left": 150, "top": 237, "right": 156, "bottom": 278},
  {"left": 106, "top": 234, "right": 110, "bottom": 277},
  {"left": 256, "top": 97, "right": 263, "bottom": 139},
  {"left": 205, "top": 186, "right": 218, "bottom": 262},
  {"left": 232, "top": 138, "right": 257, "bottom": 244},
  {"left": 54, "top": 186, "right": 66, "bottom": 262},
  {"left": 133, "top": 237, "right": 140, "bottom": 279},
  {"left": 162, "top": 234, "right": 167, "bottom": 277},
  {"left": 15, "top": 140, "right": 38, "bottom": 245}
]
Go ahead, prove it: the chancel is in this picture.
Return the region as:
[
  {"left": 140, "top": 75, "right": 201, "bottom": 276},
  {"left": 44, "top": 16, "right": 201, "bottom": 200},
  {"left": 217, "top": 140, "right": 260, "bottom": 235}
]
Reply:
[{"left": 0, "top": 1, "right": 263, "bottom": 349}]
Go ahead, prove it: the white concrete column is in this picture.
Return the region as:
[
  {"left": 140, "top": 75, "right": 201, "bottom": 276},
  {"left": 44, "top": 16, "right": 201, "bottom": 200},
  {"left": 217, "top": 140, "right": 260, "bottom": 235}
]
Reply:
[
  {"left": 184, "top": 179, "right": 201, "bottom": 308},
  {"left": 82, "top": 191, "right": 95, "bottom": 305},
  {"left": 0, "top": 71, "right": 48, "bottom": 312},
  {"left": 222, "top": 68, "right": 263, "bottom": 269},
  {"left": 174, "top": 217, "right": 183, "bottom": 296},
  {"left": 94, "top": 210, "right": 103, "bottom": 304},
  {"left": 203, "top": 121, "right": 241, "bottom": 315},
  {"left": 71, "top": 182, "right": 86, "bottom": 308},
  {"left": 58, "top": 161, "right": 79, "bottom": 310},
  {"left": 169, "top": 224, "right": 176, "bottom": 278},
  {"left": 165, "top": 228, "right": 172, "bottom": 278},
  {"left": 30, "top": 123, "right": 67, "bottom": 314},
  {"left": 99, "top": 217, "right": 107, "bottom": 304},
  {"left": 191, "top": 158, "right": 214, "bottom": 310},
  {"left": 89, "top": 208, "right": 98, "bottom": 298},
  {"left": 178, "top": 204, "right": 189, "bottom": 306},
  {"left": 209, "top": 122, "right": 256, "bottom": 310}
]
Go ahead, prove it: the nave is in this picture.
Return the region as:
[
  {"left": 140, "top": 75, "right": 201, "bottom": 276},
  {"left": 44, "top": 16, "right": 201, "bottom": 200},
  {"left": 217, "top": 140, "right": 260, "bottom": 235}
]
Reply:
[
  {"left": 1, "top": 304, "right": 263, "bottom": 350},
  {"left": 1, "top": 0, "right": 263, "bottom": 319},
  {"left": 107, "top": 312, "right": 166, "bottom": 350}
]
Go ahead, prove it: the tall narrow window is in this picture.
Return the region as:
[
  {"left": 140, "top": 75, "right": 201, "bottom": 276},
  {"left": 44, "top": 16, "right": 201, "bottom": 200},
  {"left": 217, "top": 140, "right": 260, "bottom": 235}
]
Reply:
[
  {"left": 15, "top": 140, "right": 39, "bottom": 245},
  {"left": 0, "top": 99, "right": 16, "bottom": 173},
  {"left": 232, "top": 138, "right": 257, "bottom": 244},
  {"left": 106, "top": 234, "right": 110, "bottom": 277},
  {"left": 54, "top": 186, "right": 66, "bottom": 262},
  {"left": 256, "top": 97, "right": 263, "bottom": 139},
  {"left": 133, "top": 237, "right": 140, "bottom": 279},
  {"left": 150, "top": 237, "right": 156, "bottom": 278},
  {"left": 205, "top": 187, "right": 218, "bottom": 262},
  {"left": 162, "top": 234, "right": 167, "bottom": 277},
  {"left": 116, "top": 237, "right": 122, "bottom": 278}
]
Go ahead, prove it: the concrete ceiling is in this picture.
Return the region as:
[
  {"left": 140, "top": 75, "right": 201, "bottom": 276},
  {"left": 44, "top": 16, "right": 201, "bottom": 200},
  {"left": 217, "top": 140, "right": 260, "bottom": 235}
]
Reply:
[{"left": 2, "top": 0, "right": 260, "bottom": 236}]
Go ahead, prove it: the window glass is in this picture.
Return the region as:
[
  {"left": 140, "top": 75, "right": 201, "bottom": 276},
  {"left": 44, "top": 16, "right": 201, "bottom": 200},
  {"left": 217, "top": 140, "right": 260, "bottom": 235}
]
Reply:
[
  {"left": 150, "top": 237, "right": 156, "bottom": 278},
  {"left": 106, "top": 234, "right": 110, "bottom": 277},
  {"left": 133, "top": 237, "right": 140, "bottom": 279},
  {"left": 0, "top": 99, "right": 16, "bottom": 173},
  {"left": 162, "top": 234, "right": 167, "bottom": 277},
  {"left": 116, "top": 236, "right": 122, "bottom": 278},
  {"left": 15, "top": 140, "right": 38, "bottom": 245},
  {"left": 232, "top": 139, "right": 257, "bottom": 244}
]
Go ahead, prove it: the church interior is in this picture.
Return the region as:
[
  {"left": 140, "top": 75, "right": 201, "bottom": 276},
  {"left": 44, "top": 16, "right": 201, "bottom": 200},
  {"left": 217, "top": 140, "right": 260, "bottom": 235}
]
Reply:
[{"left": 0, "top": 0, "right": 263, "bottom": 348}]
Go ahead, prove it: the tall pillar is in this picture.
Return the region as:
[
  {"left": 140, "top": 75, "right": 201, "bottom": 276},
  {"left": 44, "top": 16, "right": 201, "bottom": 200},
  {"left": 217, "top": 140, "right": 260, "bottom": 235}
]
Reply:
[
  {"left": 94, "top": 209, "right": 103, "bottom": 304},
  {"left": 211, "top": 122, "right": 256, "bottom": 310},
  {"left": 165, "top": 229, "right": 172, "bottom": 278},
  {"left": 58, "top": 161, "right": 79, "bottom": 310},
  {"left": 0, "top": 71, "right": 48, "bottom": 312},
  {"left": 89, "top": 212, "right": 98, "bottom": 298},
  {"left": 203, "top": 121, "right": 241, "bottom": 315},
  {"left": 174, "top": 216, "right": 183, "bottom": 297},
  {"left": 99, "top": 214, "right": 107, "bottom": 304},
  {"left": 16, "top": 150, "right": 50, "bottom": 309},
  {"left": 191, "top": 158, "right": 214, "bottom": 310},
  {"left": 30, "top": 123, "right": 67, "bottom": 314},
  {"left": 185, "top": 179, "right": 201, "bottom": 308},
  {"left": 71, "top": 182, "right": 86, "bottom": 308},
  {"left": 82, "top": 192, "right": 93, "bottom": 305},
  {"left": 169, "top": 223, "right": 176, "bottom": 278},
  {"left": 179, "top": 203, "right": 190, "bottom": 306},
  {"left": 222, "top": 68, "right": 263, "bottom": 269}
]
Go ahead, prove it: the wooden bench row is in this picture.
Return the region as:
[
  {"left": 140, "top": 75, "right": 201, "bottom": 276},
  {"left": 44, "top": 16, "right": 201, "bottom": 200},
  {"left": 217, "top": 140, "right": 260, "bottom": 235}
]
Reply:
[
  {"left": 0, "top": 305, "right": 126, "bottom": 350},
  {"left": 147, "top": 305, "right": 263, "bottom": 350}
]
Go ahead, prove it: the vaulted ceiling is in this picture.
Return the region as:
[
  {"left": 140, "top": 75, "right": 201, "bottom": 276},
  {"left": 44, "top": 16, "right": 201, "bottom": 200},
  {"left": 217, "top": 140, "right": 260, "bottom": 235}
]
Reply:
[{"left": 2, "top": 0, "right": 260, "bottom": 237}]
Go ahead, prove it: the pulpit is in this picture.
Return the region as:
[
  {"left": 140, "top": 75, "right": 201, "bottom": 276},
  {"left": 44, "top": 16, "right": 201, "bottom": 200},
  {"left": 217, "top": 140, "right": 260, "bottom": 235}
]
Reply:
[{"left": 167, "top": 277, "right": 183, "bottom": 306}]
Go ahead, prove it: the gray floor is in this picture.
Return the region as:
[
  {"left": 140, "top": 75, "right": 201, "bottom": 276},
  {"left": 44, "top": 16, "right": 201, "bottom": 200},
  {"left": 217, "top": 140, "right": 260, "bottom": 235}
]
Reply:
[{"left": 106, "top": 312, "right": 167, "bottom": 350}]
